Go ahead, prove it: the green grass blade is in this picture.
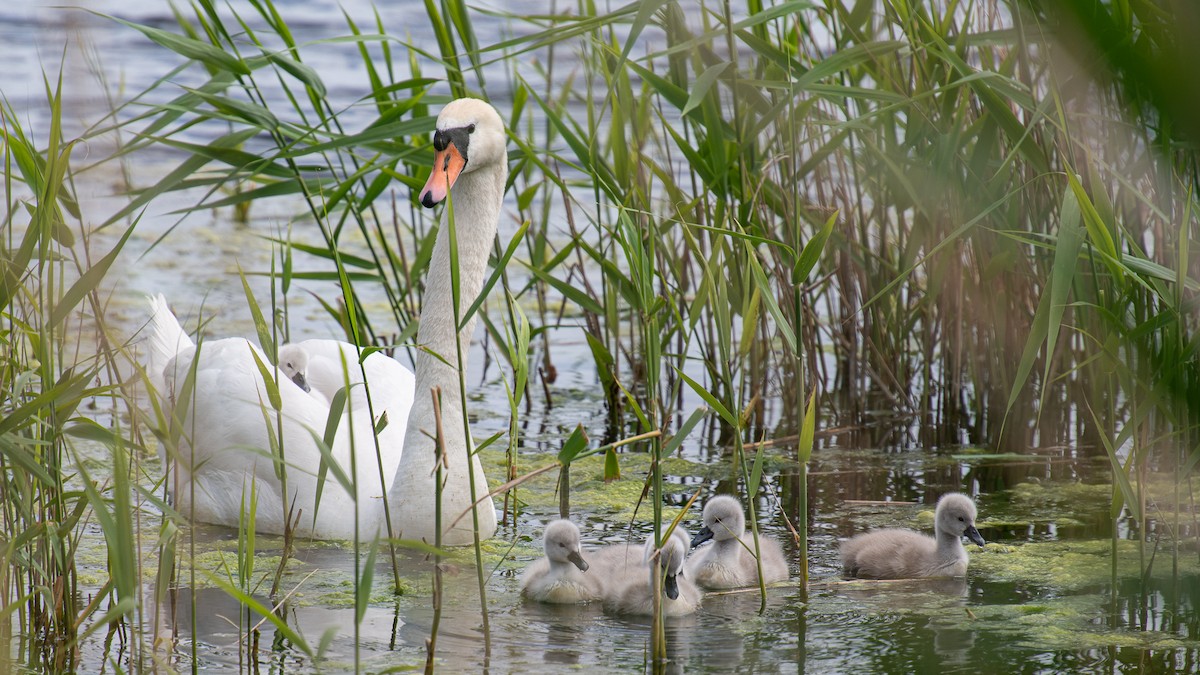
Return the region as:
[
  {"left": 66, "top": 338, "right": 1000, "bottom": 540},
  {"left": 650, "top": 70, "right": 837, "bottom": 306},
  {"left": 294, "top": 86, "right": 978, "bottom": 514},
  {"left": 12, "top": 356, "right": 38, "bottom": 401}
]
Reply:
[{"left": 98, "top": 12, "right": 251, "bottom": 75}]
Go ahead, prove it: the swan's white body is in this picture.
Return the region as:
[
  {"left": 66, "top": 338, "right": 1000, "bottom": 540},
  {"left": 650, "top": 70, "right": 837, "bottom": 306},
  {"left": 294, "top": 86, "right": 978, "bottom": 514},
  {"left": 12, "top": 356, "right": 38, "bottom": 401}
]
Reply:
[
  {"left": 147, "top": 316, "right": 413, "bottom": 539},
  {"left": 145, "top": 98, "right": 506, "bottom": 544}
]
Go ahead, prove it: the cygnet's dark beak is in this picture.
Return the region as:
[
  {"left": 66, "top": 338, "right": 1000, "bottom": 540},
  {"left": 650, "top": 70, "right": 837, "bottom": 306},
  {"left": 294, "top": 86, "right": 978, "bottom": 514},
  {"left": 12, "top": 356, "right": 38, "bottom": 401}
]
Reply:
[
  {"left": 663, "top": 574, "right": 680, "bottom": 600},
  {"left": 567, "top": 550, "right": 589, "bottom": 572},
  {"left": 291, "top": 371, "right": 311, "bottom": 393},
  {"left": 965, "top": 525, "right": 986, "bottom": 548},
  {"left": 690, "top": 526, "right": 714, "bottom": 548}
]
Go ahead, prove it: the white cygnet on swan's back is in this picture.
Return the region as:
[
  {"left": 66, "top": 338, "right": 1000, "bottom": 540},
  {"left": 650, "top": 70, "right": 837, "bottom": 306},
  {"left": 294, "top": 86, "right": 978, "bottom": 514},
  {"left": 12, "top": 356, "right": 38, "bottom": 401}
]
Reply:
[
  {"left": 278, "top": 343, "right": 378, "bottom": 409},
  {"left": 685, "top": 495, "right": 789, "bottom": 589},
  {"left": 276, "top": 344, "right": 328, "bottom": 405},
  {"left": 840, "top": 492, "right": 986, "bottom": 579},
  {"left": 602, "top": 529, "right": 701, "bottom": 616},
  {"left": 520, "top": 520, "right": 601, "bottom": 603}
]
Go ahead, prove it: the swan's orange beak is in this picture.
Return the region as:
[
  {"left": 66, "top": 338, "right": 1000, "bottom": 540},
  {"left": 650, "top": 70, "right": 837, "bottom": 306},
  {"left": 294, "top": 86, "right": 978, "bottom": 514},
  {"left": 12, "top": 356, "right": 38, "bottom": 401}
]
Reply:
[{"left": 420, "top": 143, "right": 466, "bottom": 208}]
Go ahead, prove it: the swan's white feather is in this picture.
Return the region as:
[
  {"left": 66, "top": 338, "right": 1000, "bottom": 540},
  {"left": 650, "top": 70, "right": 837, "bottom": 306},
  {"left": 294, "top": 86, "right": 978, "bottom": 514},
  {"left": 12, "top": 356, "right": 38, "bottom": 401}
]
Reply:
[
  {"left": 150, "top": 315, "right": 414, "bottom": 539},
  {"left": 145, "top": 293, "right": 194, "bottom": 397},
  {"left": 143, "top": 98, "right": 506, "bottom": 543}
]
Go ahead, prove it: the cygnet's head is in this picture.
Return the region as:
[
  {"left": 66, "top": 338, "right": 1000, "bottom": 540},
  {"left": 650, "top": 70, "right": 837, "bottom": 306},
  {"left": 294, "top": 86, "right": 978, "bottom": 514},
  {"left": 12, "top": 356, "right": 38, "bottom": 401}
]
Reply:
[
  {"left": 543, "top": 520, "right": 588, "bottom": 571},
  {"left": 419, "top": 98, "right": 507, "bottom": 208},
  {"left": 691, "top": 495, "right": 746, "bottom": 547},
  {"left": 935, "top": 493, "right": 986, "bottom": 548},
  {"left": 277, "top": 344, "right": 311, "bottom": 393},
  {"left": 669, "top": 523, "right": 690, "bottom": 551},
  {"left": 644, "top": 532, "right": 688, "bottom": 600}
]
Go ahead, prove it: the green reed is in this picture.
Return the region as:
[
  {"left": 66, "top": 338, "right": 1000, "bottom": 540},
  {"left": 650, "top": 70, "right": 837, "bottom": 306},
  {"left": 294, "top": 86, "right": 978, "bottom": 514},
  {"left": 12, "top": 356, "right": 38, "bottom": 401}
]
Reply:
[
  {"left": 81, "top": 0, "right": 1200, "bottom": 472},
  {"left": 1, "top": 70, "right": 145, "bottom": 671},
  {"left": 496, "top": 0, "right": 1200, "bottom": 596}
]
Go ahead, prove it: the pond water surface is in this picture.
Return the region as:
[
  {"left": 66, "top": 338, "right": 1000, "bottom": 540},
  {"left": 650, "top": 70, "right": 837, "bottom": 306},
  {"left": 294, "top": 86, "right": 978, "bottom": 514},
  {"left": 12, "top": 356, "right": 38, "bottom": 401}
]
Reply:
[{"left": 68, "top": 446, "right": 1198, "bottom": 673}]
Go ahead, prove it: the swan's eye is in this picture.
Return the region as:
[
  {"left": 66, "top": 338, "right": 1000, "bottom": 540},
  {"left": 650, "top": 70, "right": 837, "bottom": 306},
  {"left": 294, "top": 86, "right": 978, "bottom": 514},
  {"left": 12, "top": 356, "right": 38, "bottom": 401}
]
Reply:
[
  {"left": 958, "top": 517, "right": 964, "bottom": 522},
  {"left": 467, "top": 124, "right": 476, "bottom": 134}
]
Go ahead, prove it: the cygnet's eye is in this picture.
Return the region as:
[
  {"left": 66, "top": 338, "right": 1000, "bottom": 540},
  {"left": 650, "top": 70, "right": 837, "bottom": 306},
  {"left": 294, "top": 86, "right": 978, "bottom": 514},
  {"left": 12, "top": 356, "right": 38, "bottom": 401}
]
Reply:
[
  {"left": 467, "top": 123, "right": 476, "bottom": 134},
  {"left": 958, "top": 516, "right": 965, "bottom": 522}
]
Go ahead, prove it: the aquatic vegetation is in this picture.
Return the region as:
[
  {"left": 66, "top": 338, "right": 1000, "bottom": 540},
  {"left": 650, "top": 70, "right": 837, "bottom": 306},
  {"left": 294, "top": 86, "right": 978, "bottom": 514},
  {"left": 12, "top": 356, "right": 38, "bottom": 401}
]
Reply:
[
  {"left": 488, "top": 449, "right": 696, "bottom": 524},
  {"left": 1005, "top": 482, "right": 1114, "bottom": 515},
  {"left": 972, "top": 538, "right": 1200, "bottom": 594},
  {"left": 965, "top": 595, "right": 1196, "bottom": 652}
]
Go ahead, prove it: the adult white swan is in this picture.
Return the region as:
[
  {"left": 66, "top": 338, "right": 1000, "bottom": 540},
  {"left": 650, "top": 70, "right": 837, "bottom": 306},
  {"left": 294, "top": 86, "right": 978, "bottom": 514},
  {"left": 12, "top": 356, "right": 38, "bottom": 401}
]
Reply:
[{"left": 145, "top": 98, "right": 506, "bottom": 545}]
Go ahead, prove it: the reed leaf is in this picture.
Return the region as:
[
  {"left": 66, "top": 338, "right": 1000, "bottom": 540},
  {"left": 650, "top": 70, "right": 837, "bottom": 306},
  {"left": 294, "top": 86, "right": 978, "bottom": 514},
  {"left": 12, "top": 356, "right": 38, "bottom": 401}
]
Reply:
[{"left": 98, "top": 13, "right": 252, "bottom": 75}]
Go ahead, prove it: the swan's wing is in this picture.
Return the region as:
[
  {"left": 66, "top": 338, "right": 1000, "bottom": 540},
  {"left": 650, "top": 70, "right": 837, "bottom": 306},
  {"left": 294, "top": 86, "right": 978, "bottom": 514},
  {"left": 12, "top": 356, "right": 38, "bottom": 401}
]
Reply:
[
  {"left": 157, "top": 333, "right": 413, "bottom": 538},
  {"left": 166, "top": 337, "right": 408, "bottom": 538},
  {"left": 144, "top": 294, "right": 195, "bottom": 399},
  {"left": 164, "top": 338, "right": 331, "bottom": 486},
  {"left": 359, "top": 346, "right": 415, "bottom": 415},
  {"left": 289, "top": 339, "right": 414, "bottom": 492}
]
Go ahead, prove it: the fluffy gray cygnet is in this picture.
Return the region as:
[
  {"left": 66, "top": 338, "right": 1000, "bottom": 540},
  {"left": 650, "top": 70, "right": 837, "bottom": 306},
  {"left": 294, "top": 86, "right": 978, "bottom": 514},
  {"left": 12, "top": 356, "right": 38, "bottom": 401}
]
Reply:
[
  {"left": 840, "top": 493, "right": 986, "bottom": 579},
  {"left": 685, "top": 495, "right": 789, "bottom": 589},
  {"left": 520, "top": 520, "right": 602, "bottom": 603},
  {"left": 602, "top": 529, "right": 701, "bottom": 616}
]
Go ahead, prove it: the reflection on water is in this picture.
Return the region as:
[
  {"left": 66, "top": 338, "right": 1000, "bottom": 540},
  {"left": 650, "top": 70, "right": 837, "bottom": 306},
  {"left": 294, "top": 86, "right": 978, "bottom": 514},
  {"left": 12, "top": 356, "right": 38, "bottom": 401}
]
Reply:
[{"left": 157, "top": 560, "right": 791, "bottom": 672}]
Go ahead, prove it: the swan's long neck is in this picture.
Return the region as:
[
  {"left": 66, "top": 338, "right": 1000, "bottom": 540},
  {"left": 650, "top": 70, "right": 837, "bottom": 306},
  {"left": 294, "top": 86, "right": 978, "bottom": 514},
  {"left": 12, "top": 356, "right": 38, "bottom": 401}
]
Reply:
[
  {"left": 387, "top": 162, "right": 505, "bottom": 545},
  {"left": 414, "top": 167, "right": 503, "bottom": 398}
]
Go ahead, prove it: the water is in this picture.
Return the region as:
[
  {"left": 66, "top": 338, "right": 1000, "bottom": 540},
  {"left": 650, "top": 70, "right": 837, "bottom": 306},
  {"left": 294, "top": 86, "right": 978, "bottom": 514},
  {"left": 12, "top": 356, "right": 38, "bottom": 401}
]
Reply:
[
  {"left": 5, "top": 1, "right": 1200, "bottom": 673},
  {"left": 51, "top": 441, "right": 1198, "bottom": 673}
]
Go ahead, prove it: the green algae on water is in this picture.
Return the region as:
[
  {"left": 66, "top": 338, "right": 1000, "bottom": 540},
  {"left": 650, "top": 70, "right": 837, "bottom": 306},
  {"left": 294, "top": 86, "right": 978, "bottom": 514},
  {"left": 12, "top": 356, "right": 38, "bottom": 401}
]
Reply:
[
  {"left": 971, "top": 538, "right": 1200, "bottom": 592},
  {"left": 484, "top": 449, "right": 700, "bottom": 524},
  {"left": 964, "top": 595, "right": 1195, "bottom": 652}
]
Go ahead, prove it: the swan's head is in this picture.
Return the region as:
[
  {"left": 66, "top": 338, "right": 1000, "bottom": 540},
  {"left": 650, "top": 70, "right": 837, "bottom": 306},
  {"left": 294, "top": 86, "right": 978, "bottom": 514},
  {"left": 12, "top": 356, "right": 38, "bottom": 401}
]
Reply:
[
  {"left": 277, "top": 344, "right": 311, "bottom": 393},
  {"left": 419, "top": 98, "right": 507, "bottom": 208},
  {"left": 935, "top": 492, "right": 985, "bottom": 548},
  {"left": 644, "top": 533, "right": 688, "bottom": 600},
  {"left": 691, "top": 495, "right": 745, "bottom": 547},
  {"left": 543, "top": 519, "right": 588, "bottom": 571}
]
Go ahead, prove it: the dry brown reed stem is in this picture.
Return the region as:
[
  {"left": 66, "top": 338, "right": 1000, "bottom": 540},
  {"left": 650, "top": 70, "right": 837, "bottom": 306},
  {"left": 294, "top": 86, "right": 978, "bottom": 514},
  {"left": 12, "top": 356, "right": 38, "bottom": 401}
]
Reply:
[{"left": 448, "top": 429, "right": 664, "bottom": 531}]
